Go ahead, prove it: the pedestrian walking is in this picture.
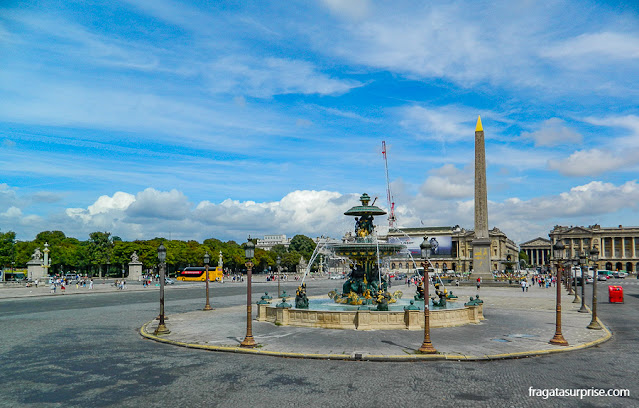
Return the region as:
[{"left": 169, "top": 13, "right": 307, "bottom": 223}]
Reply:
[
  {"left": 50, "top": 283, "right": 56, "bottom": 294},
  {"left": 521, "top": 279, "right": 527, "bottom": 292},
  {"left": 476, "top": 277, "right": 481, "bottom": 290},
  {"left": 89, "top": 279, "right": 94, "bottom": 289},
  {"left": 34, "top": 279, "right": 39, "bottom": 288}
]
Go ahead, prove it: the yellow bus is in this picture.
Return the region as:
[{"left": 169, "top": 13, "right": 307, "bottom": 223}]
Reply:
[{"left": 177, "top": 266, "right": 223, "bottom": 282}]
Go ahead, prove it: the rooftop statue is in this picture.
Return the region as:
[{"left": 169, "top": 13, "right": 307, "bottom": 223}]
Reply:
[{"left": 31, "top": 248, "right": 42, "bottom": 261}]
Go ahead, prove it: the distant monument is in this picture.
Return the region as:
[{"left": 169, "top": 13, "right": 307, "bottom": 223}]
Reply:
[
  {"left": 27, "top": 244, "right": 50, "bottom": 280},
  {"left": 472, "top": 116, "right": 492, "bottom": 280},
  {"left": 297, "top": 256, "right": 307, "bottom": 274},
  {"left": 128, "top": 251, "right": 143, "bottom": 281}
]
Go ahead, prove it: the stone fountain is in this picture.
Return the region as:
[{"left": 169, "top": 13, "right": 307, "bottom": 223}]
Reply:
[{"left": 256, "top": 193, "right": 484, "bottom": 330}]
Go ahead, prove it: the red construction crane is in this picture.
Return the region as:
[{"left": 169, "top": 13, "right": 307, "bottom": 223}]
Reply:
[{"left": 382, "top": 141, "right": 397, "bottom": 229}]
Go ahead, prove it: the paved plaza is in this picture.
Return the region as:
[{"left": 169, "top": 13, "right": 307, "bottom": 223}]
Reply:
[{"left": 140, "top": 283, "right": 609, "bottom": 360}]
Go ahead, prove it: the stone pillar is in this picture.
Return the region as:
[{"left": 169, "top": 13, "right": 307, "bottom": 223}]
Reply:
[
  {"left": 633, "top": 238, "right": 636, "bottom": 259},
  {"left": 128, "top": 261, "right": 143, "bottom": 281},
  {"left": 611, "top": 238, "right": 616, "bottom": 258},
  {"left": 472, "top": 116, "right": 492, "bottom": 280}
]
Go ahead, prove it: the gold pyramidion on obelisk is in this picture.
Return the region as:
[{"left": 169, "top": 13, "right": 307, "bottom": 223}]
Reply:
[{"left": 473, "top": 114, "right": 491, "bottom": 280}]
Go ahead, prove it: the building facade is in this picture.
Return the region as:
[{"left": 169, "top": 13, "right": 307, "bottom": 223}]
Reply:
[
  {"left": 520, "top": 237, "right": 552, "bottom": 267},
  {"left": 384, "top": 226, "right": 519, "bottom": 275},
  {"left": 549, "top": 224, "right": 639, "bottom": 272},
  {"left": 256, "top": 234, "right": 291, "bottom": 251}
]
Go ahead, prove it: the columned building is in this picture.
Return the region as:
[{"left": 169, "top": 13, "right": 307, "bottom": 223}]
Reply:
[
  {"left": 520, "top": 237, "right": 551, "bottom": 268},
  {"left": 384, "top": 226, "right": 519, "bottom": 275},
  {"left": 549, "top": 224, "right": 639, "bottom": 272}
]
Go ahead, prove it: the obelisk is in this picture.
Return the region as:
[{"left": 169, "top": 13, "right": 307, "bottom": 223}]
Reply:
[{"left": 472, "top": 116, "right": 492, "bottom": 280}]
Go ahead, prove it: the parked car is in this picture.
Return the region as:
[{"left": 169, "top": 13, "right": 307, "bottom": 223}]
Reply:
[
  {"left": 164, "top": 278, "right": 175, "bottom": 285},
  {"left": 613, "top": 271, "right": 628, "bottom": 279}
]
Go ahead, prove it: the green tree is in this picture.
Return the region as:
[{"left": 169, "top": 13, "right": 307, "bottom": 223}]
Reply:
[
  {"left": 289, "top": 235, "right": 316, "bottom": 260},
  {"left": 88, "top": 231, "right": 113, "bottom": 277},
  {"left": 0, "top": 231, "right": 16, "bottom": 268}
]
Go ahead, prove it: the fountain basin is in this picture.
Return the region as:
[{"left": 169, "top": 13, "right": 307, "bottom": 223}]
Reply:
[{"left": 256, "top": 299, "right": 483, "bottom": 330}]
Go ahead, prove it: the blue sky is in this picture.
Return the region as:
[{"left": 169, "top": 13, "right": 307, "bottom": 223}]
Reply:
[{"left": 1, "top": 0, "right": 638, "bottom": 244}]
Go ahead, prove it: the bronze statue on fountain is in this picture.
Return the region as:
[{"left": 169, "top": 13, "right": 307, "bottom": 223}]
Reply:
[
  {"left": 328, "top": 193, "right": 404, "bottom": 306},
  {"left": 295, "top": 283, "right": 309, "bottom": 309}
]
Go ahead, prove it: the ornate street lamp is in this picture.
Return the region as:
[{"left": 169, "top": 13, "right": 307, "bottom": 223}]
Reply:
[
  {"left": 578, "top": 251, "right": 588, "bottom": 313},
  {"left": 154, "top": 243, "right": 170, "bottom": 335},
  {"left": 203, "top": 251, "right": 212, "bottom": 311},
  {"left": 417, "top": 237, "right": 436, "bottom": 354},
  {"left": 549, "top": 241, "right": 568, "bottom": 346},
  {"left": 240, "top": 237, "right": 257, "bottom": 347},
  {"left": 276, "top": 255, "right": 282, "bottom": 297},
  {"left": 587, "top": 247, "right": 602, "bottom": 330}
]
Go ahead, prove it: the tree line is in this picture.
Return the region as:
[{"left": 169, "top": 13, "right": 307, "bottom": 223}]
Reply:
[{"left": 0, "top": 230, "right": 318, "bottom": 277}]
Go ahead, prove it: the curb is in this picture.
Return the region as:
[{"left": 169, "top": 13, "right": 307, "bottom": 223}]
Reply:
[{"left": 139, "top": 312, "right": 612, "bottom": 362}]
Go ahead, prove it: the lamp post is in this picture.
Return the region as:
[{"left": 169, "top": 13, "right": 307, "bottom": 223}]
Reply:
[
  {"left": 240, "top": 237, "right": 257, "bottom": 347},
  {"left": 154, "top": 243, "right": 170, "bottom": 335},
  {"left": 276, "top": 255, "right": 282, "bottom": 297},
  {"left": 587, "top": 247, "right": 602, "bottom": 330},
  {"left": 203, "top": 251, "right": 212, "bottom": 311},
  {"left": 549, "top": 241, "right": 568, "bottom": 346},
  {"left": 578, "top": 251, "right": 588, "bottom": 313},
  {"left": 572, "top": 258, "right": 580, "bottom": 303},
  {"left": 418, "top": 237, "right": 436, "bottom": 354}
]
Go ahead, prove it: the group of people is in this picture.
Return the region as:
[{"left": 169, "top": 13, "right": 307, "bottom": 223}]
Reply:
[
  {"left": 517, "top": 274, "right": 556, "bottom": 292},
  {"left": 114, "top": 280, "right": 127, "bottom": 290},
  {"left": 49, "top": 277, "right": 94, "bottom": 293}
]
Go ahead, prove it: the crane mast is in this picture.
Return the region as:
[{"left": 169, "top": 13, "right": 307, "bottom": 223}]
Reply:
[{"left": 381, "top": 141, "right": 396, "bottom": 229}]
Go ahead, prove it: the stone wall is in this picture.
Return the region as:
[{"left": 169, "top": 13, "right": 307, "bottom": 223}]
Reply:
[{"left": 257, "top": 303, "right": 483, "bottom": 330}]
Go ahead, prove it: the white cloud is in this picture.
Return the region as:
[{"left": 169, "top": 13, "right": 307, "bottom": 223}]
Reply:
[
  {"left": 547, "top": 149, "right": 627, "bottom": 177},
  {"left": 1, "top": 206, "right": 22, "bottom": 218},
  {"left": 0, "top": 184, "right": 21, "bottom": 211},
  {"left": 496, "top": 181, "right": 639, "bottom": 220},
  {"left": 62, "top": 189, "right": 357, "bottom": 241},
  {"left": 126, "top": 189, "right": 190, "bottom": 220},
  {"left": 5, "top": 179, "right": 639, "bottom": 246},
  {"left": 321, "top": 0, "right": 371, "bottom": 20},
  {"left": 521, "top": 118, "right": 582, "bottom": 147},
  {"left": 584, "top": 115, "right": 639, "bottom": 149},
  {"left": 541, "top": 32, "right": 639, "bottom": 61},
  {"left": 209, "top": 56, "right": 362, "bottom": 98},
  {"left": 420, "top": 164, "right": 473, "bottom": 199},
  {"left": 398, "top": 105, "right": 479, "bottom": 142}
]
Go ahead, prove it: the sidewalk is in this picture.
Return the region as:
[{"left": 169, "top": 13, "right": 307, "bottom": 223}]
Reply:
[
  {"left": 140, "top": 284, "right": 611, "bottom": 361},
  {"left": 0, "top": 280, "right": 184, "bottom": 299}
]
